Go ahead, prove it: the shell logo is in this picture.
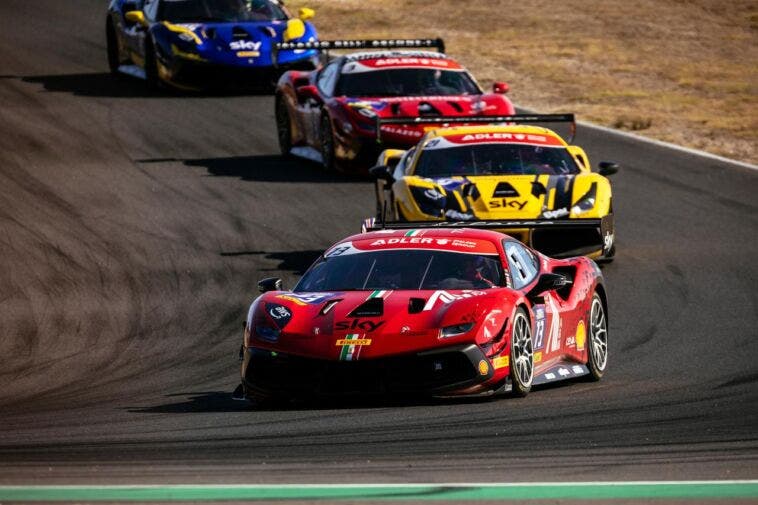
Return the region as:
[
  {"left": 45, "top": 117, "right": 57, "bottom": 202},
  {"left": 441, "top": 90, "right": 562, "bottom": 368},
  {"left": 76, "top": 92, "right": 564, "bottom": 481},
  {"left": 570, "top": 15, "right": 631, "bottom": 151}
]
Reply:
[
  {"left": 478, "top": 360, "right": 489, "bottom": 375},
  {"left": 576, "top": 320, "right": 586, "bottom": 351}
]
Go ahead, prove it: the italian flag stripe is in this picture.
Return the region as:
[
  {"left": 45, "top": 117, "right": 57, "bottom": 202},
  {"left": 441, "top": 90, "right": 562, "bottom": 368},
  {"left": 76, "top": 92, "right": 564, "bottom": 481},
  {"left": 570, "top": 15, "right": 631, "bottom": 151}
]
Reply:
[
  {"left": 404, "top": 229, "right": 420, "bottom": 237},
  {"left": 340, "top": 333, "right": 360, "bottom": 361}
]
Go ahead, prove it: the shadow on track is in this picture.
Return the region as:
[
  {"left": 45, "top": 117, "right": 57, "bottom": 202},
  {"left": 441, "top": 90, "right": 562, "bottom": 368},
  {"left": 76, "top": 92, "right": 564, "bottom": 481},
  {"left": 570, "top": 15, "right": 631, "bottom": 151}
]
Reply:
[
  {"left": 220, "top": 249, "right": 322, "bottom": 275},
  {"left": 180, "top": 155, "right": 366, "bottom": 183},
  {"left": 128, "top": 390, "right": 493, "bottom": 414},
  {"left": 21, "top": 73, "right": 273, "bottom": 98}
]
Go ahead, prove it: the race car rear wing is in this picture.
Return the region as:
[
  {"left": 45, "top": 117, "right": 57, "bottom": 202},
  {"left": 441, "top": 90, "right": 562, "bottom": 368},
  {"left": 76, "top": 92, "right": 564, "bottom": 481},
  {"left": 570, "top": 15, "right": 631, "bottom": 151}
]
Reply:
[
  {"left": 362, "top": 217, "right": 600, "bottom": 233},
  {"left": 376, "top": 113, "right": 576, "bottom": 143},
  {"left": 361, "top": 215, "right": 611, "bottom": 259},
  {"left": 273, "top": 38, "right": 445, "bottom": 65}
]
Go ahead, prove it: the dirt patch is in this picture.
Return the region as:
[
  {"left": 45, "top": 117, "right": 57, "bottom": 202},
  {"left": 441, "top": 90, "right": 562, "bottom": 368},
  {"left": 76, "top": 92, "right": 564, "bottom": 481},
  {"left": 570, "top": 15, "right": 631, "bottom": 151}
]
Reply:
[{"left": 291, "top": 0, "right": 758, "bottom": 164}]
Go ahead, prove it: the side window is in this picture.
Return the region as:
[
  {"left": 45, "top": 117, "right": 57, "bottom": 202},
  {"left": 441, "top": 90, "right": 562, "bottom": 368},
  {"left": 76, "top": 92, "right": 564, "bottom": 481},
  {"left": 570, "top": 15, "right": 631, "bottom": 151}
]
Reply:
[
  {"left": 504, "top": 241, "right": 539, "bottom": 290},
  {"left": 143, "top": 0, "right": 158, "bottom": 20},
  {"left": 317, "top": 61, "right": 340, "bottom": 97},
  {"left": 394, "top": 147, "right": 415, "bottom": 179}
]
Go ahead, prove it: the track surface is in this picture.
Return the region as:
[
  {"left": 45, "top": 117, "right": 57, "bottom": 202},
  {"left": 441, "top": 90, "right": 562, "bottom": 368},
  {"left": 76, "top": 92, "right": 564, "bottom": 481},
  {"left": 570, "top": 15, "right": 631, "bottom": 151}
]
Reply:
[{"left": 1, "top": 0, "right": 757, "bottom": 486}]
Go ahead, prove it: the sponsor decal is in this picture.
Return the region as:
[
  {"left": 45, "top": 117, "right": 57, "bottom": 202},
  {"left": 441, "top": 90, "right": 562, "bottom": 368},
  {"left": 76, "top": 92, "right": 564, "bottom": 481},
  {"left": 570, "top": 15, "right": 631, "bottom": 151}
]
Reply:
[
  {"left": 423, "top": 290, "right": 486, "bottom": 311},
  {"left": 566, "top": 335, "right": 576, "bottom": 347},
  {"left": 493, "top": 355, "right": 509, "bottom": 369},
  {"left": 335, "top": 319, "right": 385, "bottom": 332},
  {"left": 265, "top": 303, "right": 292, "bottom": 329},
  {"left": 336, "top": 338, "right": 371, "bottom": 346},
  {"left": 276, "top": 292, "right": 339, "bottom": 305},
  {"left": 558, "top": 367, "right": 571, "bottom": 377},
  {"left": 489, "top": 199, "right": 528, "bottom": 210},
  {"left": 575, "top": 320, "right": 586, "bottom": 351},
  {"left": 572, "top": 365, "right": 584, "bottom": 374},
  {"left": 401, "top": 325, "right": 411, "bottom": 334},
  {"left": 229, "top": 40, "right": 262, "bottom": 51},
  {"left": 534, "top": 351, "right": 542, "bottom": 363},
  {"left": 545, "top": 372, "right": 556, "bottom": 380},
  {"left": 380, "top": 125, "right": 424, "bottom": 137},
  {"left": 541, "top": 207, "right": 570, "bottom": 219},
  {"left": 236, "top": 51, "right": 259, "bottom": 57},
  {"left": 478, "top": 360, "right": 489, "bottom": 375},
  {"left": 338, "top": 334, "right": 370, "bottom": 361},
  {"left": 268, "top": 305, "right": 291, "bottom": 320}
]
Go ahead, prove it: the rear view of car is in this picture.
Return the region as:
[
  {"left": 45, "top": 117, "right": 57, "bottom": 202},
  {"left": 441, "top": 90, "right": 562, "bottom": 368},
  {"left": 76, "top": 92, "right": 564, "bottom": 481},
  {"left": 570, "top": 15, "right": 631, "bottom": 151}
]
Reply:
[{"left": 106, "top": 0, "right": 319, "bottom": 90}]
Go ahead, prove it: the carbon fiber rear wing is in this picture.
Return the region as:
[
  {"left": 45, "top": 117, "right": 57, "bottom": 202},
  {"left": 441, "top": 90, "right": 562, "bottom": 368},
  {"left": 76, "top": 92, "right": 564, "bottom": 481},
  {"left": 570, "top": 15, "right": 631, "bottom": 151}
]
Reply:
[
  {"left": 273, "top": 38, "right": 445, "bottom": 65},
  {"left": 376, "top": 113, "right": 576, "bottom": 143}
]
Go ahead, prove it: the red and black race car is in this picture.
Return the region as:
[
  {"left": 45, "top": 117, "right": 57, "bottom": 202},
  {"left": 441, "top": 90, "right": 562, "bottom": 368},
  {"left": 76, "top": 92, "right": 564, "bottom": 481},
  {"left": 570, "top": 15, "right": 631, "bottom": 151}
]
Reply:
[
  {"left": 273, "top": 39, "right": 515, "bottom": 172},
  {"left": 235, "top": 228, "right": 608, "bottom": 404}
]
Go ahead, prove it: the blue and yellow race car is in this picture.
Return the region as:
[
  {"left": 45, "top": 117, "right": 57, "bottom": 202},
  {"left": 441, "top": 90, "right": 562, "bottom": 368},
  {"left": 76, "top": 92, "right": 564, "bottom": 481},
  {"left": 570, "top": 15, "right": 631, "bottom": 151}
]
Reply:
[{"left": 106, "top": 0, "right": 319, "bottom": 90}]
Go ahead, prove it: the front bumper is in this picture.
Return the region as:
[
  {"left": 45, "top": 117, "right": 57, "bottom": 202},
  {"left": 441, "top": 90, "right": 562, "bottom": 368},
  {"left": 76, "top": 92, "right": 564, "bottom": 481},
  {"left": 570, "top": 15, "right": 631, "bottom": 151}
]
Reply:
[{"left": 242, "top": 344, "right": 495, "bottom": 398}]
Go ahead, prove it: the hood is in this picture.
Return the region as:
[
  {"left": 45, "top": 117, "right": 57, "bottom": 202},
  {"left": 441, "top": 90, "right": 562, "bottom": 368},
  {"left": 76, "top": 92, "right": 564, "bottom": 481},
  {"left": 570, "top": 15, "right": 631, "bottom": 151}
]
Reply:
[
  {"left": 341, "top": 95, "right": 506, "bottom": 118},
  {"left": 400, "top": 173, "right": 611, "bottom": 220},
  {"left": 250, "top": 288, "right": 515, "bottom": 360},
  {"left": 165, "top": 20, "right": 315, "bottom": 65}
]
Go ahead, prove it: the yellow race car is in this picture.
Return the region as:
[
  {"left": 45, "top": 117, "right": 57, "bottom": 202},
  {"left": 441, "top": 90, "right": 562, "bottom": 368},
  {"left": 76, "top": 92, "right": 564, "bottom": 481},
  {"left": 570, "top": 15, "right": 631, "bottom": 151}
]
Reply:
[{"left": 366, "top": 114, "right": 619, "bottom": 261}]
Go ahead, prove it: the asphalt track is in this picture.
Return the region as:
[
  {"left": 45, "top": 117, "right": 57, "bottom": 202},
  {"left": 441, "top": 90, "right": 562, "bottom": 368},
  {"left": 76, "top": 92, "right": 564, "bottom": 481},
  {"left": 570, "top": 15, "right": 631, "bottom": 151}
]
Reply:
[{"left": 1, "top": 0, "right": 757, "bottom": 500}]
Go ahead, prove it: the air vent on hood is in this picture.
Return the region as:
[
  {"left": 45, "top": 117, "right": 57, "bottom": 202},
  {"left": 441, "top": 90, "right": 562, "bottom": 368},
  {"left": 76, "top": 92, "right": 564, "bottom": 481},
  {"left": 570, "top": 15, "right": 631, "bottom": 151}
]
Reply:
[
  {"left": 493, "top": 182, "right": 520, "bottom": 198},
  {"left": 417, "top": 102, "right": 441, "bottom": 116},
  {"left": 408, "top": 298, "right": 426, "bottom": 314},
  {"left": 348, "top": 297, "right": 383, "bottom": 317},
  {"left": 258, "top": 26, "right": 276, "bottom": 38},
  {"left": 448, "top": 101, "right": 463, "bottom": 113},
  {"left": 232, "top": 26, "right": 251, "bottom": 39},
  {"left": 205, "top": 27, "right": 217, "bottom": 39}
]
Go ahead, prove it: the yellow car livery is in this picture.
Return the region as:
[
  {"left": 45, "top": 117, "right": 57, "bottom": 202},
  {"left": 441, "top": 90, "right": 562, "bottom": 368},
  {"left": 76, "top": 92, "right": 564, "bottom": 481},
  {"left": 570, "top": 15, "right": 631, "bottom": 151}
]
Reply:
[{"left": 367, "top": 115, "right": 619, "bottom": 261}]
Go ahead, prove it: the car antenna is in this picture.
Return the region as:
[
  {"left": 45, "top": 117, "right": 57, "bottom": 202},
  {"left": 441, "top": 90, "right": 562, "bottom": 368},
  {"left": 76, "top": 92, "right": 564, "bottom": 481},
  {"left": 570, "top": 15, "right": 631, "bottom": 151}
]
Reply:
[{"left": 381, "top": 200, "right": 388, "bottom": 230}]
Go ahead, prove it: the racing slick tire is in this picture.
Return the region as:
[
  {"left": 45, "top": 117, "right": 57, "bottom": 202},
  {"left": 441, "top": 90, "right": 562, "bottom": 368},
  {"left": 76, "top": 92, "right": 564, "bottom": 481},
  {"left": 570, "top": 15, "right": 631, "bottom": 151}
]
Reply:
[
  {"left": 510, "top": 307, "right": 533, "bottom": 396},
  {"left": 275, "top": 96, "right": 293, "bottom": 157},
  {"left": 587, "top": 292, "right": 608, "bottom": 381},
  {"left": 144, "top": 39, "right": 160, "bottom": 92},
  {"left": 319, "top": 113, "right": 337, "bottom": 171},
  {"left": 106, "top": 18, "right": 120, "bottom": 74}
]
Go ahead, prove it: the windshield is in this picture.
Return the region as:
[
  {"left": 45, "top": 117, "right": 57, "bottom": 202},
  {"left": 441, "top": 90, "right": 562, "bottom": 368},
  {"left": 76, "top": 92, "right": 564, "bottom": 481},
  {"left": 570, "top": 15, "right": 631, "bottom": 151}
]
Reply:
[
  {"left": 415, "top": 144, "right": 581, "bottom": 177},
  {"left": 295, "top": 249, "right": 503, "bottom": 291},
  {"left": 336, "top": 68, "right": 480, "bottom": 97},
  {"left": 158, "top": 0, "right": 287, "bottom": 23}
]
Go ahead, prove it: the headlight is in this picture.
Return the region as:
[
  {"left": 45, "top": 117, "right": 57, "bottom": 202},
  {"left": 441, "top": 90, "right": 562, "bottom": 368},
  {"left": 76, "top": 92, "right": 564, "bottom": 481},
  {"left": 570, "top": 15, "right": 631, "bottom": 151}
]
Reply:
[
  {"left": 178, "top": 32, "right": 197, "bottom": 43},
  {"left": 570, "top": 182, "right": 598, "bottom": 215},
  {"left": 255, "top": 326, "right": 280, "bottom": 343},
  {"left": 357, "top": 107, "right": 377, "bottom": 119},
  {"left": 409, "top": 186, "right": 446, "bottom": 217},
  {"left": 439, "top": 322, "right": 474, "bottom": 338}
]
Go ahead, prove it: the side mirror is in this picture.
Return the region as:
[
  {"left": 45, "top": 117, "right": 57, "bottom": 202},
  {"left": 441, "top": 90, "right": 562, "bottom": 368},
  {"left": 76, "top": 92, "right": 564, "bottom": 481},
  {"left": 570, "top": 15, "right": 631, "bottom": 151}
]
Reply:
[
  {"left": 527, "top": 272, "right": 571, "bottom": 298},
  {"left": 369, "top": 164, "right": 393, "bottom": 182},
  {"left": 298, "top": 7, "right": 315, "bottom": 20},
  {"left": 124, "top": 10, "right": 148, "bottom": 27},
  {"left": 379, "top": 148, "right": 406, "bottom": 170},
  {"left": 492, "top": 81, "right": 509, "bottom": 94},
  {"left": 598, "top": 161, "right": 620, "bottom": 176},
  {"left": 283, "top": 19, "right": 305, "bottom": 41},
  {"left": 296, "top": 84, "right": 321, "bottom": 103},
  {"left": 258, "top": 277, "right": 283, "bottom": 293}
]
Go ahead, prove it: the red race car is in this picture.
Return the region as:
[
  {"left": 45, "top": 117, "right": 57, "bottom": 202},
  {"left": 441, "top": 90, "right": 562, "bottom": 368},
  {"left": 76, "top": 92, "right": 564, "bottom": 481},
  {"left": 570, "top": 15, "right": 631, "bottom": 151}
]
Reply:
[
  {"left": 273, "top": 39, "right": 515, "bottom": 172},
  {"left": 235, "top": 228, "right": 608, "bottom": 404}
]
